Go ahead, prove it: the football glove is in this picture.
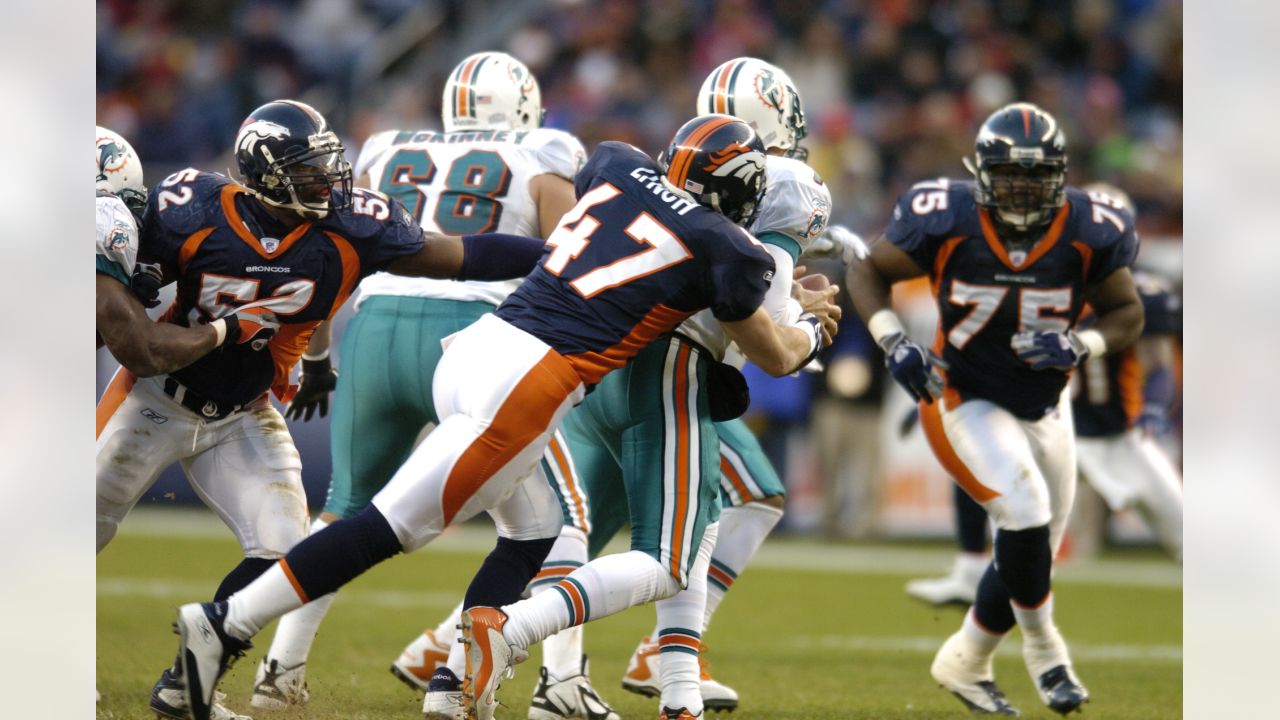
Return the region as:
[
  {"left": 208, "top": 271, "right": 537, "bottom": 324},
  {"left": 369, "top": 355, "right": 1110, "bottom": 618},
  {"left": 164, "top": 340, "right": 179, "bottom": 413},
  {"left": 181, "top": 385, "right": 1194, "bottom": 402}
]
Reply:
[
  {"left": 284, "top": 355, "right": 338, "bottom": 421},
  {"left": 807, "top": 225, "right": 870, "bottom": 265},
  {"left": 881, "top": 333, "right": 945, "bottom": 404},
  {"left": 1011, "top": 330, "right": 1090, "bottom": 371},
  {"left": 221, "top": 307, "right": 280, "bottom": 352},
  {"left": 130, "top": 261, "right": 165, "bottom": 309}
]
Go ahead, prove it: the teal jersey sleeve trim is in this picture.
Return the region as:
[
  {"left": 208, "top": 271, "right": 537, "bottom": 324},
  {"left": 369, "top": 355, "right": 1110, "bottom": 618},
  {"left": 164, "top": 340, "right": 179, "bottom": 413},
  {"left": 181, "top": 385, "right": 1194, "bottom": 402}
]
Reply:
[
  {"left": 96, "top": 254, "right": 131, "bottom": 287},
  {"left": 756, "top": 230, "right": 800, "bottom": 264}
]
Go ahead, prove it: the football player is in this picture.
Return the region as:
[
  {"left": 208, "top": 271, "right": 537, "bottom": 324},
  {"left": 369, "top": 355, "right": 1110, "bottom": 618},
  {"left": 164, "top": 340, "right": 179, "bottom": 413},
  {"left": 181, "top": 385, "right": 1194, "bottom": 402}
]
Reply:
[
  {"left": 848, "top": 103, "right": 1144, "bottom": 716},
  {"left": 96, "top": 99, "right": 549, "bottom": 720},
  {"left": 166, "top": 115, "right": 839, "bottom": 720},
  {"left": 96, "top": 127, "right": 224, "bottom": 377},
  {"left": 243, "top": 52, "right": 600, "bottom": 714},
  {"left": 1072, "top": 184, "right": 1183, "bottom": 562}
]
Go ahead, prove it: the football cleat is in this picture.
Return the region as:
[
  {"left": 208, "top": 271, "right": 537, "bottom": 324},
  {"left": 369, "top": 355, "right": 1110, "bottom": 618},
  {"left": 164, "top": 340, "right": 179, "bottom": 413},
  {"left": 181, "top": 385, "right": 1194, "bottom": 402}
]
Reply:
[
  {"left": 659, "top": 708, "right": 702, "bottom": 720},
  {"left": 250, "top": 657, "right": 309, "bottom": 710},
  {"left": 1036, "top": 665, "right": 1089, "bottom": 715},
  {"left": 422, "top": 667, "right": 467, "bottom": 720},
  {"left": 149, "top": 665, "right": 252, "bottom": 720},
  {"left": 528, "top": 656, "right": 621, "bottom": 720},
  {"left": 174, "top": 601, "right": 253, "bottom": 720},
  {"left": 461, "top": 607, "right": 528, "bottom": 720},
  {"left": 393, "top": 628, "right": 454, "bottom": 693},
  {"left": 622, "top": 637, "right": 739, "bottom": 712},
  {"left": 930, "top": 630, "right": 1020, "bottom": 716},
  {"left": 905, "top": 557, "right": 986, "bottom": 606}
]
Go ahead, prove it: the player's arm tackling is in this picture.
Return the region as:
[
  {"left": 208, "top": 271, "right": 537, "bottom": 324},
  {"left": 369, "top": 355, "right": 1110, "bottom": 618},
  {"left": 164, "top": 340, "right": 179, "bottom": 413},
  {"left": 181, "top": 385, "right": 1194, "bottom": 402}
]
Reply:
[{"left": 95, "top": 274, "right": 218, "bottom": 377}]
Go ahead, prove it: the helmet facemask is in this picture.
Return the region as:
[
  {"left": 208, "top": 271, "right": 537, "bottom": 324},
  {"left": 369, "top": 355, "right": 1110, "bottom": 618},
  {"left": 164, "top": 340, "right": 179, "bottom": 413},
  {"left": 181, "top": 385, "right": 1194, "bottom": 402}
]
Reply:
[
  {"left": 253, "top": 132, "right": 352, "bottom": 220},
  {"left": 971, "top": 158, "right": 1066, "bottom": 234}
]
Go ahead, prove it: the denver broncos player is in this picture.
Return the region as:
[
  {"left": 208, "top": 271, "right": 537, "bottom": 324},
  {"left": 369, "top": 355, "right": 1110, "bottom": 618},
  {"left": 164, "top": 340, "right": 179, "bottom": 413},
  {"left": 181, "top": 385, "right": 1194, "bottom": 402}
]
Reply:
[
  {"left": 96, "top": 126, "right": 224, "bottom": 377},
  {"left": 849, "top": 103, "right": 1143, "bottom": 716},
  {"left": 245, "top": 52, "right": 591, "bottom": 713},
  {"left": 166, "top": 115, "right": 838, "bottom": 720},
  {"left": 96, "top": 99, "right": 548, "bottom": 720}
]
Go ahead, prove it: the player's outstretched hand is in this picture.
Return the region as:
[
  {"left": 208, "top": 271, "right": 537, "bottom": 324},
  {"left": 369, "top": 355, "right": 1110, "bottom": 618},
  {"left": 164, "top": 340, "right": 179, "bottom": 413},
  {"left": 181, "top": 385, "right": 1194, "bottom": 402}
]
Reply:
[
  {"left": 792, "top": 272, "right": 842, "bottom": 345},
  {"left": 881, "top": 333, "right": 944, "bottom": 403},
  {"left": 284, "top": 355, "right": 338, "bottom": 421},
  {"left": 130, "top": 261, "right": 165, "bottom": 309},
  {"left": 1011, "top": 330, "right": 1089, "bottom": 371},
  {"left": 222, "top": 307, "right": 280, "bottom": 352},
  {"left": 807, "top": 225, "right": 869, "bottom": 265}
]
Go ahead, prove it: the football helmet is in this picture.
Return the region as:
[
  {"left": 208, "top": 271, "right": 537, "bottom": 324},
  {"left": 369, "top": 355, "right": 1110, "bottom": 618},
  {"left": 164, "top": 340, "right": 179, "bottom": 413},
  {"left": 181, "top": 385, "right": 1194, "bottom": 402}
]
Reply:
[
  {"left": 964, "top": 102, "right": 1067, "bottom": 233},
  {"left": 442, "top": 51, "right": 544, "bottom": 133},
  {"left": 662, "top": 114, "right": 768, "bottom": 227},
  {"left": 234, "top": 100, "right": 352, "bottom": 219},
  {"left": 696, "top": 57, "right": 807, "bottom": 159},
  {"left": 96, "top": 126, "right": 146, "bottom": 217}
]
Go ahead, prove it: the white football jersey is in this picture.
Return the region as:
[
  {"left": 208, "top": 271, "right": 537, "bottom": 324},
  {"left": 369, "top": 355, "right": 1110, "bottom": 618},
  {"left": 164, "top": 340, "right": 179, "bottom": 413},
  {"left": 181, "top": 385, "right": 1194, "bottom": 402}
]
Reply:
[
  {"left": 96, "top": 193, "right": 140, "bottom": 284},
  {"left": 353, "top": 127, "right": 586, "bottom": 306},
  {"left": 677, "top": 156, "right": 832, "bottom": 361}
]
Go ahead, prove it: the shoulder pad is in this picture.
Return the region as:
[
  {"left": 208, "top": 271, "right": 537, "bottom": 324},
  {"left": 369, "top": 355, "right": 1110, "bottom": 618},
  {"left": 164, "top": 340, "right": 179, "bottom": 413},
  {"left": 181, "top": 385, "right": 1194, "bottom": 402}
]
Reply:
[
  {"left": 149, "top": 170, "right": 234, "bottom": 235},
  {"left": 321, "top": 187, "right": 417, "bottom": 238},
  {"left": 891, "top": 177, "right": 972, "bottom": 236},
  {"left": 96, "top": 194, "right": 139, "bottom": 274},
  {"left": 751, "top": 157, "right": 833, "bottom": 252},
  {"left": 576, "top": 141, "right": 652, "bottom": 196},
  {"left": 521, "top": 128, "right": 587, "bottom": 180},
  {"left": 1066, "top": 187, "right": 1136, "bottom": 250},
  {"left": 354, "top": 130, "right": 402, "bottom": 180}
]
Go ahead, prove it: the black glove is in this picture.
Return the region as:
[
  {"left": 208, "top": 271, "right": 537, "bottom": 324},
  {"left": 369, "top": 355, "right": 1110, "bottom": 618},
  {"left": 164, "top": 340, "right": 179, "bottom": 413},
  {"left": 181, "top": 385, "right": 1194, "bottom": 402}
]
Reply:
[
  {"left": 284, "top": 355, "right": 338, "bottom": 421},
  {"left": 220, "top": 307, "right": 280, "bottom": 351},
  {"left": 130, "top": 261, "right": 165, "bottom": 309}
]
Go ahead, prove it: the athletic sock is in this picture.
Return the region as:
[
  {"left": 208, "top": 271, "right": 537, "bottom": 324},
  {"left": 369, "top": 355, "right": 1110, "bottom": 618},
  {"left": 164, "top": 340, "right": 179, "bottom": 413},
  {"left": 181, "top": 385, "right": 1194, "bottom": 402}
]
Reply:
[
  {"left": 972, "top": 562, "right": 1016, "bottom": 634},
  {"left": 225, "top": 507, "right": 402, "bottom": 641},
  {"left": 961, "top": 607, "right": 1007, "bottom": 664},
  {"left": 264, "top": 518, "right": 335, "bottom": 667},
  {"left": 1012, "top": 593, "right": 1071, "bottom": 677},
  {"left": 533, "top": 528, "right": 589, "bottom": 680},
  {"left": 703, "top": 503, "right": 781, "bottom": 632},
  {"left": 502, "top": 550, "right": 677, "bottom": 650},
  {"left": 657, "top": 523, "right": 716, "bottom": 714},
  {"left": 463, "top": 535, "right": 557, "bottom": 608},
  {"left": 214, "top": 557, "right": 275, "bottom": 602}
]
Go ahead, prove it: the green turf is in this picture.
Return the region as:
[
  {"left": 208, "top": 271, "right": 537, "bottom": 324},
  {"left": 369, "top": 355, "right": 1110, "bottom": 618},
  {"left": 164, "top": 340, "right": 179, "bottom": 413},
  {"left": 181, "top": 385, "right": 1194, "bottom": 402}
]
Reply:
[{"left": 97, "top": 520, "right": 1181, "bottom": 719}]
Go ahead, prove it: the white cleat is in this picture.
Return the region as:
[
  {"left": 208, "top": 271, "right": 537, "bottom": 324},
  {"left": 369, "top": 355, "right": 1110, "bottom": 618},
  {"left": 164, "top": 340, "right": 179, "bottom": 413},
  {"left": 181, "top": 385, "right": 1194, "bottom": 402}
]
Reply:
[
  {"left": 394, "top": 628, "right": 454, "bottom": 693},
  {"left": 621, "top": 636, "right": 738, "bottom": 712},
  {"left": 422, "top": 667, "right": 467, "bottom": 720},
  {"left": 461, "top": 607, "right": 528, "bottom": 720},
  {"left": 906, "top": 555, "right": 987, "bottom": 606},
  {"left": 250, "top": 657, "right": 310, "bottom": 710},
  {"left": 697, "top": 644, "right": 738, "bottom": 712},
  {"left": 151, "top": 665, "right": 252, "bottom": 720},
  {"left": 528, "top": 656, "right": 621, "bottom": 720},
  {"left": 930, "top": 630, "right": 1020, "bottom": 716},
  {"left": 174, "top": 602, "right": 252, "bottom": 720}
]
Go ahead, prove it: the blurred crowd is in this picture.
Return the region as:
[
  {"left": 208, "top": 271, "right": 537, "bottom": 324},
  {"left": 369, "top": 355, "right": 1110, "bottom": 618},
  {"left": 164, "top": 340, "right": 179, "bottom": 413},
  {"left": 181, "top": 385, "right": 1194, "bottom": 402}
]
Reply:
[{"left": 97, "top": 0, "right": 1183, "bottom": 542}]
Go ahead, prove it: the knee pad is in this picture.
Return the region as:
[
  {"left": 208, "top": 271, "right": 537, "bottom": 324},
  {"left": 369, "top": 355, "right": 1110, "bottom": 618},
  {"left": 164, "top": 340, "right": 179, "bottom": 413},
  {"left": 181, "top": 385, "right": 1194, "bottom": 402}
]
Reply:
[
  {"left": 994, "top": 525, "right": 1052, "bottom": 607},
  {"left": 464, "top": 536, "right": 558, "bottom": 609}
]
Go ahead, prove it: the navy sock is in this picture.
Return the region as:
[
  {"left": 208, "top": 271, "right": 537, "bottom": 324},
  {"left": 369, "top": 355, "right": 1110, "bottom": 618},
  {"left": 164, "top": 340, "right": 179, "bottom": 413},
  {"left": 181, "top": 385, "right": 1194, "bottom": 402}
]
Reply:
[
  {"left": 994, "top": 525, "right": 1052, "bottom": 607},
  {"left": 213, "top": 557, "right": 275, "bottom": 602},
  {"left": 280, "top": 506, "right": 403, "bottom": 601},
  {"left": 955, "top": 484, "right": 989, "bottom": 554},
  {"left": 972, "top": 563, "right": 1015, "bottom": 633},
  {"left": 463, "top": 536, "right": 557, "bottom": 609}
]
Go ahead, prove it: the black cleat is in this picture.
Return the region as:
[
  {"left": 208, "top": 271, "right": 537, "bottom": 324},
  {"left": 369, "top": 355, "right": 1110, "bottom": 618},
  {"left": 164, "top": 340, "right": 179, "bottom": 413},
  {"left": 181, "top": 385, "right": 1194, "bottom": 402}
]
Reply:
[
  {"left": 945, "top": 680, "right": 1021, "bottom": 716},
  {"left": 1037, "top": 665, "right": 1089, "bottom": 715}
]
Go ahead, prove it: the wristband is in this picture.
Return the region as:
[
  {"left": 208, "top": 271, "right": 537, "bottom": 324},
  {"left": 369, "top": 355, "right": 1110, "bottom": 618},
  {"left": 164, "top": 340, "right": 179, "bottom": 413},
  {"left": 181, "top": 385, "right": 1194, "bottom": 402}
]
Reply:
[
  {"left": 301, "top": 349, "right": 330, "bottom": 362},
  {"left": 790, "top": 313, "right": 823, "bottom": 372},
  {"left": 210, "top": 318, "right": 227, "bottom": 346},
  {"left": 868, "top": 309, "right": 906, "bottom": 349},
  {"left": 1074, "top": 329, "right": 1107, "bottom": 358},
  {"left": 301, "top": 353, "right": 331, "bottom": 375}
]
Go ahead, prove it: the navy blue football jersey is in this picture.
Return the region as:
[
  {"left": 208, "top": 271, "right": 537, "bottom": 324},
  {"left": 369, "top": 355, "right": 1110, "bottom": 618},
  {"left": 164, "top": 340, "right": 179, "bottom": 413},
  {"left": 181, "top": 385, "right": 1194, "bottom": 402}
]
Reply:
[
  {"left": 495, "top": 142, "right": 775, "bottom": 385},
  {"left": 1073, "top": 278, "right": 1180, "bottom": 437},
  {"left": 885, "top": 178, "right": 1139, "bottom": 419},
  {"left": 139, "top": 169, "right": 423, "bottom": 407}
]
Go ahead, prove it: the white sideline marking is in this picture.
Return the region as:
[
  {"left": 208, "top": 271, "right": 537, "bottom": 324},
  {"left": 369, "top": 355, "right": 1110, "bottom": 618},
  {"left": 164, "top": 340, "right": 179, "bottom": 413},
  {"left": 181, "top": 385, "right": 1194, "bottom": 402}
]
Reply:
[
  {"left": 96, "top": 577, "right": 459, "bottom": 608},
  {"left": 790, "top": 635, "right": 1182, "bottom": 663}
]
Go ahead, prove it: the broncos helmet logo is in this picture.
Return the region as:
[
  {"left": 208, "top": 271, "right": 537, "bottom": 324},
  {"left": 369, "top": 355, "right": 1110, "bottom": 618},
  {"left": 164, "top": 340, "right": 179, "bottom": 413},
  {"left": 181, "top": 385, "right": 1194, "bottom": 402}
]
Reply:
[
  {"left": 236, "top": 120, "right": 291, "bottom": 157},
  {"left": 703, "top": 142, "right": 766, "bottom": 182}
]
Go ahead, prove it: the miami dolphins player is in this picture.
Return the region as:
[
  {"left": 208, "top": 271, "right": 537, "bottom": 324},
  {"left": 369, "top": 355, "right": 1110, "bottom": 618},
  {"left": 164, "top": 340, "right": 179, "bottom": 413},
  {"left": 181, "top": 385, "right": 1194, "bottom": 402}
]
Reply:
[
  {"left": 849, "top": 102, "right": 1144, "bottom": 716},
  {"left": 96, "top": 127, "right": 226, "bottom": 378},
  {"left": 243, "top": 51, "right": 595, "bottom": 715}
]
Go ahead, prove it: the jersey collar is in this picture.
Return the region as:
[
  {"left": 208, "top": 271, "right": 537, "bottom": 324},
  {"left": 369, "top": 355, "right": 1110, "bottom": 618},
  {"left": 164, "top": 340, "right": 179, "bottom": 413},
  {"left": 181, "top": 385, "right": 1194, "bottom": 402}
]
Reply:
[
  {"left": 219, "top": 184, "right": 313, "bottom": 259},
  {"left": 977, "top": 204, "right": 1069, "bottom": 272}
]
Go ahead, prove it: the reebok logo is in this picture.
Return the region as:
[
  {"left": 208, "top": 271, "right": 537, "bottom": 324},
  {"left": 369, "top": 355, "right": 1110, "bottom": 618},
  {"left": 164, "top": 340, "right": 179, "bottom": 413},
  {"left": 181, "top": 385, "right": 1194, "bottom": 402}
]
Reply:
[
  {"left": 140, "top": 408, "right": 169, "bottom": 424},
  {"left": 197, "top": 617, "right": 215, "bottom": 643}
]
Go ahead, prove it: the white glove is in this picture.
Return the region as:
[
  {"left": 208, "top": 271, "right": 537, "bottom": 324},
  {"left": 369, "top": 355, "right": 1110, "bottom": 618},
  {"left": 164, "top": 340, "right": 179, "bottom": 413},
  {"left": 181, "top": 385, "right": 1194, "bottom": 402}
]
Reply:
[{"left": 807, "top": 225, "right": 869, "bottom": 265}]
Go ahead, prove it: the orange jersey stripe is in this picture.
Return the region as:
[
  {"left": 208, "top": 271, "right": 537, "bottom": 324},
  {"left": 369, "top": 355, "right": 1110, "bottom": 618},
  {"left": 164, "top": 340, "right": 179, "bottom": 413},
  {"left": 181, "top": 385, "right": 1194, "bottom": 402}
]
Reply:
[
  {"left": 669, "top": 342, "right": 692, "bottom": 579},
  {"left": 919, "top": 400, "right": 999, "bottom": 503},
  {"left": 441, "top": 349, "right": 582, "bottom": 525},
  {"left": 978, "top": 205, "right": 1069, "bottom": 272},
  {"left": 323, "top": 231, "right": 363, "bottom": 316},
  {"left": 267, "top": 320, "right": 321, "bottom": 403},
  {"left": 719, "top": 455, "right": 753, "bottom": 502},
  {"left": 178, "top": 228, "right": 216, "bottom": 274},
  {"left": 564, "top": 304, "right": 694, "bottom": 386},
  {"left": 1071, "top": 241, "right": 1094, "bottom": 284},
  {"left": 96, "top": 367, "right": 137, "bottom": 439},
  {"left": 219, "top": 184, "right": 313, "bottom": 258}
]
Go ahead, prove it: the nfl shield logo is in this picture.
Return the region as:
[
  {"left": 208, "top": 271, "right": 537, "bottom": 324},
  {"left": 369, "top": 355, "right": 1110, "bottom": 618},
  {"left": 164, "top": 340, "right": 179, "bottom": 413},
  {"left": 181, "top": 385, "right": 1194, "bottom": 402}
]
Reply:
[
  {"left": 261, "top": 237, "right": 280, "bottom": 253},
  {"left": 1009, "top": 250, "right": 1026, "bottom": 266}
]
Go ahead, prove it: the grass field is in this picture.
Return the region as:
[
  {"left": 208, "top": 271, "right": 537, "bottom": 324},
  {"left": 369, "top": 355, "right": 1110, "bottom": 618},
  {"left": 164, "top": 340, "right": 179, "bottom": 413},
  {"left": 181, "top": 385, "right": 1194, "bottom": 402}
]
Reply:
[{"left": 97, "top": 509, "right": 1181, "bottom": 719}]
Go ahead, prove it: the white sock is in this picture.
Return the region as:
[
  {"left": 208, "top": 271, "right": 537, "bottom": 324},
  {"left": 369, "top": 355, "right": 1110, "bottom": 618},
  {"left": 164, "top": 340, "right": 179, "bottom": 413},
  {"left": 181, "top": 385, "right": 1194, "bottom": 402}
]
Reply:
[
  {"left": 703, "top": 503, "right": 782, "bottom": 631},
  {"left": 503, "top": 550, "right": 677, "bottom": 650},
  {"left": 657, "top": 523, "right": 717, "bottom": 714},
  {"left": 1012, "top": 592, "right": 1071, "bottom": 677},
  {"left": 962, "top": 607, "right": 1007, "bottom": 658},
  {"left": 434, "top": 600, "right": 464, "bottom": 647},
  {"left": 264, "top": 518, "right": 335, "bottom": 667},
  {"left": 445, "top": 629, "right": 467, "bottom": 679},
  {"left": 534, "top": 528, "right": 589, "bottom": 680},
  {"left": 225, "top": 563, "right": 305, "bottom": 641}
]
